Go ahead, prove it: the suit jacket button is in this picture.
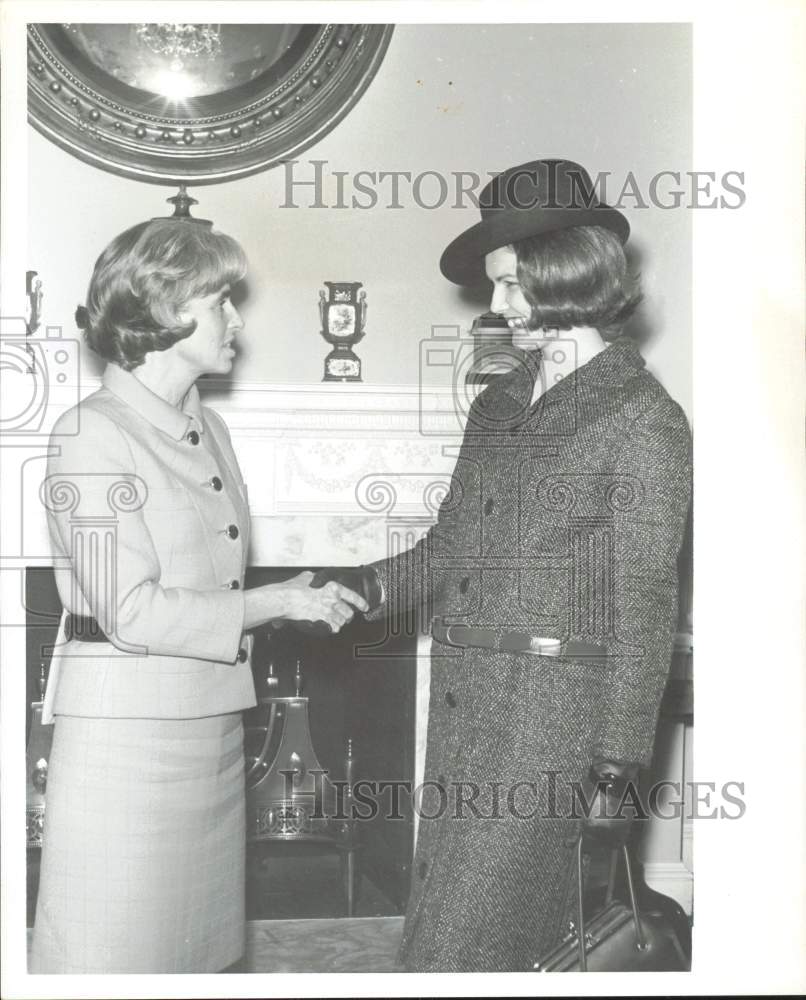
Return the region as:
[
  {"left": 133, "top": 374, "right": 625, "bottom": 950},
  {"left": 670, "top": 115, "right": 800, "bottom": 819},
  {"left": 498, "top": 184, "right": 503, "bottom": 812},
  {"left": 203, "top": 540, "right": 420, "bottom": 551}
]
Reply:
[
  {"left": 459, "top": 577, "right": 470, "bottom": 594},
  {"left": 445, "top": 691, "right": 457, "bottom": 708},
  {"left": 211, "top": 475, "right": 223, "bottom": 491},
  {"left": 237, "top": 647, "right": 248, "bottom": 663},
  {"left": 228, "top": 579, "right": 240, "bottom": 590},
  {"left": 226, "top": 524, "right": 239, "bottom": 539},
  {"left": 186, "top": 429, "right": 200, "bottom": 445}
]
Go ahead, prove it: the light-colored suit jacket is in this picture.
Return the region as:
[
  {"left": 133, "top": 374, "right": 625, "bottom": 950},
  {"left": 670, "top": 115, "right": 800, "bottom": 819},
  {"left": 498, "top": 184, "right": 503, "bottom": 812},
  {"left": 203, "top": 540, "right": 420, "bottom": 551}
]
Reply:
[{"left": 41, "top": 364, "right": 256, "bottom": 722}]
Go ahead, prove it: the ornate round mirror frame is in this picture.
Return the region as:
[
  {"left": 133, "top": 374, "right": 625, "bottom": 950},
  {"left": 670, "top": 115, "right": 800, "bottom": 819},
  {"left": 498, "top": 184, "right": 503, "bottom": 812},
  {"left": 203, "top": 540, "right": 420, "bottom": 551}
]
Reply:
[{"left": 27, "top": 23, "right": 394, "bottom": 185}]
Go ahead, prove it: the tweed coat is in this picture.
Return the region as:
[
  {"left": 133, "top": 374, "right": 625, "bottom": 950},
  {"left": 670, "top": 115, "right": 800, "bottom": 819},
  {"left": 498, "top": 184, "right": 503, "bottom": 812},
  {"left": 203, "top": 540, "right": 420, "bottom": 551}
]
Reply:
[
  {"left": 370, "top": 336, "right": 692, "bottom": 971},
  {"left": 42, "top": 362, "right": 256, "bottom": 722}
]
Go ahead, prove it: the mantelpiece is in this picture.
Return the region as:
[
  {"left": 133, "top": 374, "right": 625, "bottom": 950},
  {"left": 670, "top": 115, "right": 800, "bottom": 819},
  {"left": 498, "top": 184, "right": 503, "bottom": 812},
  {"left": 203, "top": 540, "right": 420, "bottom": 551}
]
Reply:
[{"left": 198, "top": 379, "right": 468, "bottom": 566}]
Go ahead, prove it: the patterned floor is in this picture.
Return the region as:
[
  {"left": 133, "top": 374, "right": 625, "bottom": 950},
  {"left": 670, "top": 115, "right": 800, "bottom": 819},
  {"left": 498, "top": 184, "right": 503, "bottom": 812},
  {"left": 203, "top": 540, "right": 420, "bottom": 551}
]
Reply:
[
  {"left": 244, "top": 916, "right": 404, "bottom": 972},
  {"left": 26, "top": 917, "right": 405, "bottom": 973}
]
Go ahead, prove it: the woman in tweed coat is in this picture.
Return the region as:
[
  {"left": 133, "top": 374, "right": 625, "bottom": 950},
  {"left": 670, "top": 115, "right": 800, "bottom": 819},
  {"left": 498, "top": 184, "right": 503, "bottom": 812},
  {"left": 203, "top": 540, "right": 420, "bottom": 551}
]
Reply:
[
  {"left": 316, "top": 159, "right": 692, "bottom": 971},
  {"left": 31, "top": 218, "right": 367, "bottom": 974}
]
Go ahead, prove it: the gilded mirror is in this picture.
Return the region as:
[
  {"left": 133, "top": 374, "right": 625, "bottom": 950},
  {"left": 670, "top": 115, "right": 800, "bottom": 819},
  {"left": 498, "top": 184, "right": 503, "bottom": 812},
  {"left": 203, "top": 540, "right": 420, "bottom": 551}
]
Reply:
[{"left": 27, "top": 23, "right": 394, "bottom": 184}]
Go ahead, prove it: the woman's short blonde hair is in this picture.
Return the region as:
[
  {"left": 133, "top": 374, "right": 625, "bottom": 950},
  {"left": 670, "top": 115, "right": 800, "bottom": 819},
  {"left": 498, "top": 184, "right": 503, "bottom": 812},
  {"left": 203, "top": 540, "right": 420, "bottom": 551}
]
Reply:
[{"left": 77, "top": 219, "right": 248, "bottom": 370}]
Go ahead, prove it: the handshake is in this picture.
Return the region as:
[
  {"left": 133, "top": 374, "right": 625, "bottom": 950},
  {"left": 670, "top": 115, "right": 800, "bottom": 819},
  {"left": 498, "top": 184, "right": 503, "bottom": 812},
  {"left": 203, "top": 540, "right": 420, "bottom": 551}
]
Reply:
[{"left": 284, "top": 565, "right": 384, "bottom": 637}]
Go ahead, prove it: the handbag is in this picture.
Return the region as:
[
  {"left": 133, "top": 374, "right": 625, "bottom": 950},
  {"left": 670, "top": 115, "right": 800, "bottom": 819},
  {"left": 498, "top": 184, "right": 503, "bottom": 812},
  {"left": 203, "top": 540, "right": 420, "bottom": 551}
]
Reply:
[{"left": 533, "top": 836, "right": 691, "bottom": 972}]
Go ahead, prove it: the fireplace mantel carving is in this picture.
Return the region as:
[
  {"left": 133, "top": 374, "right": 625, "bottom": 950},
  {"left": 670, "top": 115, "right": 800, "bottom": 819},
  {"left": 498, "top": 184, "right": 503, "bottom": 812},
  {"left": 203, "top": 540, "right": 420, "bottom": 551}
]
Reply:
[{"left": 199, "top": 381, "right": 467, "bottom": 567}]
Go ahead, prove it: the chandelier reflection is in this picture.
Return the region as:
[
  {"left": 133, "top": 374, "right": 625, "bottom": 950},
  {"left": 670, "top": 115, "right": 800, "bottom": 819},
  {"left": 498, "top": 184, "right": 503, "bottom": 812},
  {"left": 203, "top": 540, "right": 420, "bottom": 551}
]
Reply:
[
  {"left": 135, "top": 23, "right": 222, "bottom": 69},
  {"left": 132, "top": 23, "right": 223, "bottom": 100}
]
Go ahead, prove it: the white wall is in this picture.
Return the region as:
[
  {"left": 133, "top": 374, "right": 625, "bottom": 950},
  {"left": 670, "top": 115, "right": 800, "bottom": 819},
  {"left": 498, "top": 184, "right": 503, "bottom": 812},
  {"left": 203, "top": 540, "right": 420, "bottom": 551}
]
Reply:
[{"left": 29, "top": 22, "right": 691, "bottom": 417}]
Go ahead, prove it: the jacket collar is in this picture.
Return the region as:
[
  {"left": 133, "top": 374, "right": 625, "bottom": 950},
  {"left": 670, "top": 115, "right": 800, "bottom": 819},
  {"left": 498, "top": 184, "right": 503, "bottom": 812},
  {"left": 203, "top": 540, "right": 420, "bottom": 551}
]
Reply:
[
  {"left": 102, "top": 364, "right": 204, "bottom": 441},
  {"left": 496, "top": 335, "right": 646, "bottom": 408}
]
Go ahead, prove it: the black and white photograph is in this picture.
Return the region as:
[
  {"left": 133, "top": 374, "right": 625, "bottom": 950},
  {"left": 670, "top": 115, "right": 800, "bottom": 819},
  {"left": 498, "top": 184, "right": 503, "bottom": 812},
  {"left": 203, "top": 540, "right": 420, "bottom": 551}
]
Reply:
[{"left": 1, "top": 1, "right": 803, "bottom": 997}]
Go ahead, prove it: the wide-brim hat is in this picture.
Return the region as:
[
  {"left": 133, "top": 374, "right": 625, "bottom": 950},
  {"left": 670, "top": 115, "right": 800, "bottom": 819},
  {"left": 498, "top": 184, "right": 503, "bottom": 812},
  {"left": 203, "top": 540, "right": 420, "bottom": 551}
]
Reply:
[{"left": 440, "top": 159, "right": 630, "bottom": 286}]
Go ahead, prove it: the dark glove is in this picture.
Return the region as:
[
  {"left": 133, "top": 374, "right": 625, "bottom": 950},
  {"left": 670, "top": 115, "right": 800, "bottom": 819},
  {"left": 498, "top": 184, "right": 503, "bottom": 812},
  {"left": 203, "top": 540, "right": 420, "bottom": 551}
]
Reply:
[
  {"left": 292, "top": 566, "right": 383, "bottom": 636},
  {"left": 580, "top": 760, "right": 644, "bottom": 850},
  {"left": 311, "top": 566, "right": 383, "bottom": 608}
]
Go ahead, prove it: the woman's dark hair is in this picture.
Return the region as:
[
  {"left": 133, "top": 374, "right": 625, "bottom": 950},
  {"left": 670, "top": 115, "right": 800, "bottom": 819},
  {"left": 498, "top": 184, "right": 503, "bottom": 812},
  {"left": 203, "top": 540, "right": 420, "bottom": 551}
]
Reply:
[
  {"left": 512, "top": 225, "right": 642, "bottom": 340},
  {"left": 77, "top": 219, "right": 247, "bottom": 370}
]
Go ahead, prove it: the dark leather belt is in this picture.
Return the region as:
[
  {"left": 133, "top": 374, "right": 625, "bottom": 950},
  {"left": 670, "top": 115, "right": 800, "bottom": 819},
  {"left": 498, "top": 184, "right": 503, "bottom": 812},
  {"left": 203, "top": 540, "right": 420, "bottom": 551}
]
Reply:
[
  {"left": 432, "top": 622, "right": 607, "bottom": 658},
  {"left": 64, "top": 613, "right": 109, "bottom": 643},
  {"left": 64, "top": 613, "right": 251, "bottom": 664}
]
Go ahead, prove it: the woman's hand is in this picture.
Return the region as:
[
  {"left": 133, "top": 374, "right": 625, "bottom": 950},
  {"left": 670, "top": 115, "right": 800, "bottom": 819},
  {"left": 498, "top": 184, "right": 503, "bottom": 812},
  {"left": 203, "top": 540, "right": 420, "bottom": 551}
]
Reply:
[
  {"left": 283, "top": 570, "right": 369, "bottom": 632},
  {"left": 243, "top": 571, "right": 369, "bottom": 634}
]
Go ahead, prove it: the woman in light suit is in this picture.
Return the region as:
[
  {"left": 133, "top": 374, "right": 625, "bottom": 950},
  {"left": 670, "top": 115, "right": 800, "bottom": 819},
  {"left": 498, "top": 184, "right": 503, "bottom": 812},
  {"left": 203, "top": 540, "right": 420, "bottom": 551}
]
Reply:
[{"left": 30, "top": 218, "right": 368, "bottom": 974}]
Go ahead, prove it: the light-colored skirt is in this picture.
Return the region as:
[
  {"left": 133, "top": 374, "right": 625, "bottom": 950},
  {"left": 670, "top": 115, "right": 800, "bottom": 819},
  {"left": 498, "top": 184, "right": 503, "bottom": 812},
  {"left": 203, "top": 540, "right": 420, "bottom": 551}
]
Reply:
[{"left": 30, "top": 712, "right": 245, "bottom": 974}]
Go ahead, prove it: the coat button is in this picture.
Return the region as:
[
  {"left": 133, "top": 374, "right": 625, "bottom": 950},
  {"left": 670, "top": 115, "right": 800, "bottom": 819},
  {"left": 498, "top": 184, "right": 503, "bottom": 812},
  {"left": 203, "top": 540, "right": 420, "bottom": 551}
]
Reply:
[
  {"left": 484, "top": 498, "right": 494, "bottom": 515},
  {"left": 418, "top": 862, "right": 428, "bottom": 879},
  {"left": 459, "top": 577, "right": 470, "bottom": 594},
  {"left": 226, "top": 524, "right": 239, "bottom": 539},
  {"left": 237, "top": 647, "right": 248, "bottom": 663},
  {"left": 227, "top": 579, "right": 240, "bottom": 590},
  {"left": 186, "top": 429, "right": 200, "bottom": 445},
  {"left": 211, "top": 475, "right": 223, "bottom": 491},
  {"left": 437, "top": 774, "right": 446, "bottom": 786},
  {"left": 445, "top": 691, "right": 457, "bottom": 708}
]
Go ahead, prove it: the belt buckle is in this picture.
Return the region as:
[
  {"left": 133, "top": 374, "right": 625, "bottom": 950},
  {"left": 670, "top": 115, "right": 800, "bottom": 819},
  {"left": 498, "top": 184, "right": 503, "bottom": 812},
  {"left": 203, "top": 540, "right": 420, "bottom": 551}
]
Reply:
[
  {"left": 431, "top": 622, "right": 466, "bottom": 648},
  {"left": 526, "top": 636, "right": 563, "bottom": 655},
  {"left": 444, "top": 625, "right": 458, "bottom": 646}
]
